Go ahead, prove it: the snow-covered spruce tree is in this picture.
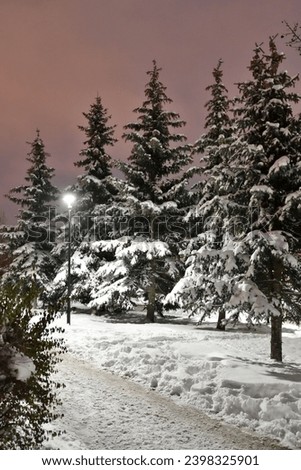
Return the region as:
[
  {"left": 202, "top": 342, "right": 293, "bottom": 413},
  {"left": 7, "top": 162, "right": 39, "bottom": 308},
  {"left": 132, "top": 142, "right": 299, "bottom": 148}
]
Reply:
[
  {"left": 167, "top": 59, "right": 244, "bottom": 329},
  {"left": 0, "top": 281, "right": 64, "bottom": 449},
  {"left": 231, "top": 38, "right": 301, "bottom": 361},
  {"left": 168, "top": 40, "right": 301, "bottom": 361},
  {"left": 1, "top": 131, "right": 58, "bottom": 290},
  {"left": 52, "top": 96, "right": 123, "bottom": 306},
  {"left": 89, "top": 61, "right": 191, "bottom": 322},
  {"left": 184, "top": 60, "right": 236, "bottom": 330}
]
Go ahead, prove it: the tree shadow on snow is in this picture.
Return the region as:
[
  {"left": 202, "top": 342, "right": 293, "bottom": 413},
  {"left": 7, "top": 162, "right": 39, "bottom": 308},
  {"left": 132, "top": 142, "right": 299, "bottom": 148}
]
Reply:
[
  {"left": 101, "top": 311, "right": 194, "bottom": 325},
  {"left": 228, "top": 354, "right": 301, "bottom": 384},
  {"left": 264, "top": 363, "right": 301, "bottom": 383}
]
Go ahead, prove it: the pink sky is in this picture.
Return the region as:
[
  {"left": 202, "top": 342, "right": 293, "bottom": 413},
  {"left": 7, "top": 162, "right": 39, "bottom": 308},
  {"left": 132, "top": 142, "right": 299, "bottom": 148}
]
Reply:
[{"left": 0, "top": 0, "right": 300, "bottom": 222}]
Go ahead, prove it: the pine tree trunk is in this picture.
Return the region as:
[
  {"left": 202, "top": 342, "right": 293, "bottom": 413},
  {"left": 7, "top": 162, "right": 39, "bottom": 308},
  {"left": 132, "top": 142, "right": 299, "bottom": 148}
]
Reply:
[
  {"left": 216, "top": 308, "right": 226, "bottom": 331},
  {"left": 270, "top": 315, "right": 282, "bottom": 362},
  {"left": 146, "top": 224, "right": 156, "bottom": 323},
  {"left": 270, "top": 258, "right": 283, "bottom": 362},
  {"left": 146, "top": 282, "right": 156, "bottom": 322}
]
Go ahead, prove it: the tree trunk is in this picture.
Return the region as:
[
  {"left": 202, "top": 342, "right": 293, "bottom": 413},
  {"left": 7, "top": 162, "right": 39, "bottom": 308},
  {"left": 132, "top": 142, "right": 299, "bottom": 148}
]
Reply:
[
  {"left": 146, "top": 282, "right": 156, "bottom": 323},
  {"left": 216, "top": 308, "right": 226, "bottom": 331},
  {"left": 270, "top": 315, "right": 282, "bottom": 362},
  {"left": 270, "top": 258, "right": 283, "bottom": 362},
  {"left": 146, "top": 223, "right": 156, "bottom": 323}
]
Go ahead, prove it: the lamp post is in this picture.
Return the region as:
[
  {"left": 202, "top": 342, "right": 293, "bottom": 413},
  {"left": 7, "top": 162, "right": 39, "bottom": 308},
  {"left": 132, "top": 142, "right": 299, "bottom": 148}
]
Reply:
[{"left": 63, "top": 193, "right": 76, "bottom": 325}]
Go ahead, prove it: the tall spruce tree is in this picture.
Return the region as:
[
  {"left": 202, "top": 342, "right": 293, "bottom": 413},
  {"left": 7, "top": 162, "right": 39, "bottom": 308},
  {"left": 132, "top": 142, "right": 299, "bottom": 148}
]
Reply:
[
  {"left": 1, "top": 131, "right": 58, "bottom": 288},
  {"left": 231, "top": 38, "right": 301, "bottom": 361},
  {"left": 52, "top": 97, "right": 123, "bottom": 306},
  {"left": 168, "top": 60, "right": 238, "bottom": 329},
  {"left": 122, "top": 60, "right": 192, "bottom": 322},
  {"left": 87, "top": 61, "right": 191, "bottom": 321},
  {"left": 195, "top": 60, "right": 235, "bottom": 330}
]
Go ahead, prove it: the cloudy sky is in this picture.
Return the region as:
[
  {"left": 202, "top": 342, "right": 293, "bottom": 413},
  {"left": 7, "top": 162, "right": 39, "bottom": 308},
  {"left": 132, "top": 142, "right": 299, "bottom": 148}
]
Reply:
[{"left": 0, "top": 0, "right": 300, "bottom": 222}]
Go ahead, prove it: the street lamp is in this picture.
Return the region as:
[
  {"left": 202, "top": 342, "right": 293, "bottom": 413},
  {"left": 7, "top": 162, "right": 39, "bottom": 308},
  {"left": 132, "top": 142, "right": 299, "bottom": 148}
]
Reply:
[{"left": 62, "top": 193, "right": 76, "bottom": 325}]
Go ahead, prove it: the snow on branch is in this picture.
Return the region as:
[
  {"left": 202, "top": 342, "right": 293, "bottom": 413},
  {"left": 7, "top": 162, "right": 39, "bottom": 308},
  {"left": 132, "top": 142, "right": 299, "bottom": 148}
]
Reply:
[
  {"left": 268, "top": 156, "right": 290, "bottom": 175},
  {"left": 116, "top": 240, "right": 171, "bottom": 262}
]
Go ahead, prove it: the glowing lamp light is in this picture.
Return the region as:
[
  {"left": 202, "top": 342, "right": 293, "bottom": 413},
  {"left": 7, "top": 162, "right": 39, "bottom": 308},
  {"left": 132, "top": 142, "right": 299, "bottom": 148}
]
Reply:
[{"left": 63, "top": 193, "right": 76, "bottom": 209}]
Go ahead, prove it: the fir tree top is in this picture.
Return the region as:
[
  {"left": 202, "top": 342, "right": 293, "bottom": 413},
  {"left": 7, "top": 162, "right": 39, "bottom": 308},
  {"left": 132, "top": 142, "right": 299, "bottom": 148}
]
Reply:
[
  {"left": 234, "top": 37, "right": 300, "bottom": 173},
  {"left": 75, "top": 95, "right": 117, "bottom": 180},
  {"left": 194, "top": 59, "right": 233, "bottom": 169},
  {"left": 203, "top": 59, "right": 232, "bottom": 143},
  {"left": 122, "top": 60, "right": 190, "bottom": 201},
  {"left": 6, "top": 130, "right": 58, "bottom": 221}
]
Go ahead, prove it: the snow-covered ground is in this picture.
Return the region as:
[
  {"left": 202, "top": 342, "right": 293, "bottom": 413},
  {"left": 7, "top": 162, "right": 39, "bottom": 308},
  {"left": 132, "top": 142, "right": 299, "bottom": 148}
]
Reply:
[{"left": 51, "top": 312, "right": 301, "bottom": 449}]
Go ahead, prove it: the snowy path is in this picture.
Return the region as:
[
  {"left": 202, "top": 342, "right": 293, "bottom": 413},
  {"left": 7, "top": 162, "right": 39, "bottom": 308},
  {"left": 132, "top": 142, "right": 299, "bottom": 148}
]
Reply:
[{"left": 49, "top": 354, "right": 284, "bottom": 450}]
